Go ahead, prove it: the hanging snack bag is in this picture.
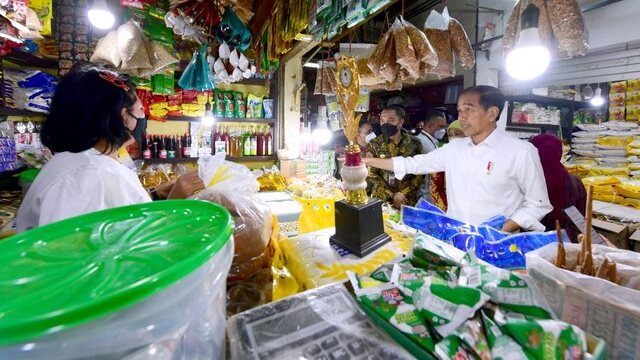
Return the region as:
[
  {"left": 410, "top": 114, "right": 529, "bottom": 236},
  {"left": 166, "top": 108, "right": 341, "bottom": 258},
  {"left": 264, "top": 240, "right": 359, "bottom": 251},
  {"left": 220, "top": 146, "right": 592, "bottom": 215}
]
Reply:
[
  {"left": 424, "top": 9, "right": 453, "bottom": 78},
  {"left": 234, "top": 91, "right": 246, "bottom": 118},
  {"left": 411, "top": 276, "right": 490, "bottom": 337},
  {"left": 349, "top": 272, "right": 436, "bottom": 352},
  {"left": 448, "top": 17, "right": 475, "bottom": 70}
]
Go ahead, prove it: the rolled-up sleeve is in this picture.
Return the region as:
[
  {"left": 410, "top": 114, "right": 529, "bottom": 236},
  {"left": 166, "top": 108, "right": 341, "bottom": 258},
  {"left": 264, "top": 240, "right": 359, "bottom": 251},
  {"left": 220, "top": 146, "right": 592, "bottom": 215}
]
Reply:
[
  {"left": 510, "top": 147, "right": 553, "bottom": 231},
  {"left": 392, "top": 147, "right": 448, "bottom": 180}
]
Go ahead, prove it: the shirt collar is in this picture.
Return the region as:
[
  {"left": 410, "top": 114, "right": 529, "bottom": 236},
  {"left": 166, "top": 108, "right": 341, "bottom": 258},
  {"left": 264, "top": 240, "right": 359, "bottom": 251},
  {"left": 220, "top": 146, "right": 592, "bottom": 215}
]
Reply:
[{"left": 466, "top": 128, "right": 502, "bottom": 148}]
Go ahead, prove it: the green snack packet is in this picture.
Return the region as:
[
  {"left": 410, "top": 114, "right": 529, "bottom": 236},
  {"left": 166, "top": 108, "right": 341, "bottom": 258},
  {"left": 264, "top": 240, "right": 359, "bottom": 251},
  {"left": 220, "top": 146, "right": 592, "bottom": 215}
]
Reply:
[
  {"left": 223, "top": 91, "right": 235, "bottom": 118},
  {"left": 214, "top": 89, "right": 225, "bottom": 117},
  {"left": 391, "top": 263, "right": 429, "bottom": 298},
  {"left": 370, "top": 258, "right": 411, "bottom": 282},
  {"left": 234, "top": 92, "right": 246, "bottom": 118},
  {"left": 482, "top": 311, "right": 531, "bottom": 360},
  {"left": 348, "top": 272, "right": 436, "bottom": 352},
  {"left": 412, "top": 277, "right": 490, "bottom": 337},
  {"left": 410, "top": 233, "right": 462, "bottom": 269},
  {"left": 455, "top": 314, "right": 492, "bottom": 360},
  {"left": 504, "top": 319, "right": 587, "bottom": 360},
  {"left": 459, "top": 253, "right": 552, "bottom": 320},
  {"left": 435, "top": 335, "right": 476, "bottom": 360}
]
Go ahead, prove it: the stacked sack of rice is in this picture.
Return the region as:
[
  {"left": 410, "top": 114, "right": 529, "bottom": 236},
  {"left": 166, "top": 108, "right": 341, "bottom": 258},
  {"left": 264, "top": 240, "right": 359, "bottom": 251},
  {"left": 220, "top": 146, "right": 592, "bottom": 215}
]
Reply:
[
  {"left": 582, "top": 175, "right": 640, "bottom": 209},
  {"left": 568, "top": 121, "right": 640, "bottom": 179}
]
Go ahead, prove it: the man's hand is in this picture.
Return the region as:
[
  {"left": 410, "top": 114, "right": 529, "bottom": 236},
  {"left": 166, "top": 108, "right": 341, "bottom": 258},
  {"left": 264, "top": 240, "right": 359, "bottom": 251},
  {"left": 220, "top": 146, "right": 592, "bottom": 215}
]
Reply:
[
  {"left": 362, "top": 157, "right": 394, "bottom": 171},
  {"left": 392, "top": 192, "right": 407, "bottom": 209},
  {"left": 501, "top": 219, "right": 522, "bottom": 233},
  {"left": 167, "top": 171, "right": 205, "bottom": 199},
  {"left": 154, "top": 180, "right": 176, "bottom": 199}
]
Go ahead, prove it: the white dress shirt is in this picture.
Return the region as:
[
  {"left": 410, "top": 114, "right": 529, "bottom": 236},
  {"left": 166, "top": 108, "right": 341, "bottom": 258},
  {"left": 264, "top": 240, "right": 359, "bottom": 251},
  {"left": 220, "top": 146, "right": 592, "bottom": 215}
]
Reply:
[
  {"left": 393, "top": 129, "right": 552, "bottom": 231},
  {"left": 17, "top": 148, "right": 151, "bottom": 232}
]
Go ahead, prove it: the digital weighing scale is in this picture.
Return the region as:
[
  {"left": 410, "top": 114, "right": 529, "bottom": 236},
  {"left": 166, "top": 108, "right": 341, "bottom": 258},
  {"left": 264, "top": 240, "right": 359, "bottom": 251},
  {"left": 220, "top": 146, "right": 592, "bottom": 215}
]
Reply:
[{"left": 227, "top": 283, "right": 413, "bottom": 360}]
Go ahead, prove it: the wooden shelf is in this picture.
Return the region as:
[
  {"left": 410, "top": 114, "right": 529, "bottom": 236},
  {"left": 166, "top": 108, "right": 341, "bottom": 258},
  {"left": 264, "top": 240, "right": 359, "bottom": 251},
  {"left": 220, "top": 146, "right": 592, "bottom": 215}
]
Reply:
[
  {"left": 507, "top": 95, "right": 595, "bottom": 109},
  {"left": 0, "top": 108, "right": 46, "bottom": 117},
  {"left": 166, "top": 116, "right": 275, "bottom": 124},
  {"left": 2, "top": 51, "right": 58, "bottom": 69},
  {"left": 141, "top": 155, "right": 275, "bottom": 164}
]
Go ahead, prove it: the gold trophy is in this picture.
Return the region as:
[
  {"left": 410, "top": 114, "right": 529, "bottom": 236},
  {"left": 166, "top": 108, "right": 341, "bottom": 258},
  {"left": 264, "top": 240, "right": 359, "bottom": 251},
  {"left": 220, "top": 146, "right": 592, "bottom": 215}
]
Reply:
[{"left": 330, "top": 56, "right": 390, "bottom": 257}]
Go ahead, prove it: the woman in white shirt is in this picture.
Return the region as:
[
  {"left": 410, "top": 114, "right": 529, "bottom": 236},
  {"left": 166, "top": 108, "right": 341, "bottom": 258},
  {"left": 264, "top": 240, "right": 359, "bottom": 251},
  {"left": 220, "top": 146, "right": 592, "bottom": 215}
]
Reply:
[{"left": 17, "top": 66, "right": 202, "bottom": 232}]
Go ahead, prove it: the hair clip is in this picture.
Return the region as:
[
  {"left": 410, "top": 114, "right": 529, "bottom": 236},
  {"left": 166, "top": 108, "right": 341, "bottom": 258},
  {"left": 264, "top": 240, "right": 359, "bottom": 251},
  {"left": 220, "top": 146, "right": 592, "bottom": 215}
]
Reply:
[{"left": 99, "top": 71, "right": 129, "bottom": 92}]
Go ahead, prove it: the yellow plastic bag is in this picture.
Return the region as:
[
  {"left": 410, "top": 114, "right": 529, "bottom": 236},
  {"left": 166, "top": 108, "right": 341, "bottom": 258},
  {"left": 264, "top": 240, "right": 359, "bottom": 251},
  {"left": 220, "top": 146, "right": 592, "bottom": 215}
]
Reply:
[
  {"left": 294, "top": 196, "right": 338, "bottom": 234},
  {"left": 582, "top": 176, "right": 622, "bottom": 187},
  {"left": 271, "top": 221, "right": 300, "bottom": 300},
  {"left": 588, "top": 166, "right": 629, "bottom": 177},
  {"left": 614, "top": 181, "right": 640, "bottom": 200},
  {"left": 624, "top": 198, "right": 640, "bottom": 209},
  {"left": 597, "top": 136, "right": 633, "bottom": 147}
]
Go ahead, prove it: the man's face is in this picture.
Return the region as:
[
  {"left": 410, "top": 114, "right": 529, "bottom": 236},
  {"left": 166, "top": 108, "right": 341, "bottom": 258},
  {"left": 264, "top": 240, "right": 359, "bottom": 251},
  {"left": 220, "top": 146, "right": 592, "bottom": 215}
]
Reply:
[
  {"left": 416, "top": 121, "right": 424, "bottom": 130},
  {"left": 425, "top": 117, "right": 446, "bottom": 136},
  {"left": 380, "top": 109, "right": 403, "bottom": 129},
  {"left": 457, "top": 92, "right": 498, "bottom": 138},
  {"left": 357, "top": 123, "right": 373, "bottom": 145}
]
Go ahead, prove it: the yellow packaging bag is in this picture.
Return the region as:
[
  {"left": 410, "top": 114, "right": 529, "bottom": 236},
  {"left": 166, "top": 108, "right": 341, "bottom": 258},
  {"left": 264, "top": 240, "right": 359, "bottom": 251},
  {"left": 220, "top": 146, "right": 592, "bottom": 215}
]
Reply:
[
  {"left": 271, "top": 223, "right": 300, "bottom": 301},
  {"left": 294, "top": 191, "right": 344, "bottom": 234},
  {"left": 597, "top": 136, "right": 633, "bottom": 147},
  {"left": 614, "top": 181, "right": 640, "bottom": 200},
  {"left": 624, "top": 198, "right": 640, "bottom": 209},
  {"left": 589, "top": 166, "right": 629, "bottom": 177},
  {"left": 582, "top": 176, "right": 622, "bottom": 187}
]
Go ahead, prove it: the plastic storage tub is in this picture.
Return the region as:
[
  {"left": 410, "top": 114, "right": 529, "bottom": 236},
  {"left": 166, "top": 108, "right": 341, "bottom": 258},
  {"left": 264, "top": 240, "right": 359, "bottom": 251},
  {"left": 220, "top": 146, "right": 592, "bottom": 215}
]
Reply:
[
  {"left": 17, "top": 168, "right": 39, "bottom": 195},
  {"left": 0, "top": 200, "right": 234, "bottom": 360}
]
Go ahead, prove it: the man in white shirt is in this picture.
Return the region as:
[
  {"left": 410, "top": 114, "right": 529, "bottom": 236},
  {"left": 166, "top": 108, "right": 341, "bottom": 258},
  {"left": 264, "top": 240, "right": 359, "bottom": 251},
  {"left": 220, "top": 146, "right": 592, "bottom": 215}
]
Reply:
[
  {"left": 415, "top": 111, "right": 447, "bottom": 203},
  {"left": 364, "top": 85, "right": 552, "bottom": 232}
]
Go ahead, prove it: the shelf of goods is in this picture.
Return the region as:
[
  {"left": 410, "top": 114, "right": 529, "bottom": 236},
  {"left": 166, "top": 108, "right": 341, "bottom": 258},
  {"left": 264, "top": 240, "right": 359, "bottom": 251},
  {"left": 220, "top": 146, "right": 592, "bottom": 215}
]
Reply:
[
  {"left": 165, "top": 117, "right": 275, "bottom": 124},
  {"left": 142, "top": 156, "right": 275, "bottom": 164}
]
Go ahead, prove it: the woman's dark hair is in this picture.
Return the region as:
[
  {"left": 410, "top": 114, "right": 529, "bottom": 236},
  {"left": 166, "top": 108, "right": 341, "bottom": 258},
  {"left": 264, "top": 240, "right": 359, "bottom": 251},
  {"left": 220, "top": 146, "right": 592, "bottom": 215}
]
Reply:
[
  {"left": 41, "top": 66, "right": 137, "bottom": 154},
  {"left": 459, "top": 85, "right": 505, "bottom": 121}
]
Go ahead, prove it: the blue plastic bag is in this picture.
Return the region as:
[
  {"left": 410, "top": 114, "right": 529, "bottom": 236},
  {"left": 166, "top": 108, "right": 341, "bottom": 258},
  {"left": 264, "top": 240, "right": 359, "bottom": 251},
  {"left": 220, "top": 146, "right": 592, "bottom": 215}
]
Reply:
[
  {"left": 178, "top": 45, "right": 215, "bottom": 91},
  {"left": 401, "top": 205, "right": 566, "bottom": 269},
  {"left": 415, "top": 198, "right": 445, "bottom": 214}
]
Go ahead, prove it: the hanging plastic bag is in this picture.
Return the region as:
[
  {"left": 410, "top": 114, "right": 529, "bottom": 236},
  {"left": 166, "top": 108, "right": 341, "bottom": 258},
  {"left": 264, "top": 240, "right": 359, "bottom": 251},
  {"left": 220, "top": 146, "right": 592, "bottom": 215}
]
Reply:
[
  {"left": 424, "top": 8, "right": 453, "bottom": 78},
  {"left": 178, "top": 44, "right": 215, "bottom": 91},
  {"left": 546, "top": 0, "right": 589, "bottom": 57},
  {"left": 215, "top": 6, "right": 252, "bottom": 52}
]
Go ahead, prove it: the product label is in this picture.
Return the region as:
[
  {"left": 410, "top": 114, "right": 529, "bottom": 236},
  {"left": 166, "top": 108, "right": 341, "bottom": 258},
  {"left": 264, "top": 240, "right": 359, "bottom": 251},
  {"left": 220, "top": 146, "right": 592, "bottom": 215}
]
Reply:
[
  {"left": 215, "top": 141, "right": 226, "bottom": 155},
  {"left": 159, "top": 150, "right": 167, "bottom": 158},
  {"left": 168, "top": 150, "right": 175, "bottom": 159},
  {"left": 143, "top": 150, "right": 151, "bottom": 159}
]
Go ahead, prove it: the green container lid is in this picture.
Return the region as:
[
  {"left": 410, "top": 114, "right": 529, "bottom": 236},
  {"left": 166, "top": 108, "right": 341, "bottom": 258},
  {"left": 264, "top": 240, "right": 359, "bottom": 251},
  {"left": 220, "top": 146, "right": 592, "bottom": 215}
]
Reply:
[
  {"left": 18, "top": 168, "right": 40, "bottom": 183},
  {"left": 0, "top": 199, "right": 233, "bottom": 345}
]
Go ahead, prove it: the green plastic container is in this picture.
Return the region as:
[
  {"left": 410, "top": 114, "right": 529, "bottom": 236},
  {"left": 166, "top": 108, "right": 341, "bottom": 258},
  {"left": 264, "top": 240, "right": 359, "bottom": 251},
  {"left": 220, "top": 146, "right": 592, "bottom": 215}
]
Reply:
[{"left": 0, "top": 200, "right": 234, "bottom": 359}]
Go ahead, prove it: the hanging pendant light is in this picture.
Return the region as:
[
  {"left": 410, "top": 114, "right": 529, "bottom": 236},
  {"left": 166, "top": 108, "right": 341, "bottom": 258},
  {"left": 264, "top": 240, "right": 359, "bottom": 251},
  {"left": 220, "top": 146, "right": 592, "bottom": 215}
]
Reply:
[
  {"left": 505, "top": 4, "right": 551, "bottom": 81},
  {"left": 590, "top": 85, "right": 605, "bottom": 107},
  {"left": 88, "top": 0, "right": 115, "bottom": 30}
]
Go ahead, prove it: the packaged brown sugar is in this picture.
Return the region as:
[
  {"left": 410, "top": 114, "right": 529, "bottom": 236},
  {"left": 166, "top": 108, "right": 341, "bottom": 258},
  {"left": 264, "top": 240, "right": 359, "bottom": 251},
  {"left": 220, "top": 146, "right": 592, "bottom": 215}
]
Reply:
[
  {"left": 401, "top": 17, "right": 438, "bottom": 76},
  {"left": 424, "top": 9, "right": 454, "bottom": 78},
  {"left": 448, "top": 17, "right": 475, "bottom": 70},
  {"left": 368, "top": 30, "right": 391, "bottom": 74},
  {"left": 393, "top": 17, "right": 420, "bottom": 80},
  {"left": 502, "top": 1, "right": 521, "bottom": 54},
  {"left": 379, "top": 31, "right": 400, "bottom": 82},
  {"left": 547, "top": 0, "right": 588, "bottom": 57},
  {"left": 504, "top": 1, "right": 554, "bottom": 56}
]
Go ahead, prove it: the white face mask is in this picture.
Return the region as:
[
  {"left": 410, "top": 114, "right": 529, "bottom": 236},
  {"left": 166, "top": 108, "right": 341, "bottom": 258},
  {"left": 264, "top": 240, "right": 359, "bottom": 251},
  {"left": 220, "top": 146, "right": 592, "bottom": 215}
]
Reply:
[
  {"left": 434, "top": 128, "right": 446, "bottom": 140},
  {"left": 365, "top": 132, "right": 377, "bottom": 144}
]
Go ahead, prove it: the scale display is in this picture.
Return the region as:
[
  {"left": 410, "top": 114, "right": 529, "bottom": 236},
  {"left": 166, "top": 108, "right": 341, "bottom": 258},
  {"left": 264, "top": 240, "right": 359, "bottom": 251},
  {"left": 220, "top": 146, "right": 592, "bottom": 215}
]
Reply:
[{"left": 227, "top": 283, "right": 413, "bottom": 360}]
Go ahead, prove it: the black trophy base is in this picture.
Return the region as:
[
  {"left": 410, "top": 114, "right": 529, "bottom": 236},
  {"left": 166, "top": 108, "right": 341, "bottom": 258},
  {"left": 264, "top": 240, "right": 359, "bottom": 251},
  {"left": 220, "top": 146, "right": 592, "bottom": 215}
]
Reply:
[{"left": 330, "top": 198, "right": 391, "bottom": 257}]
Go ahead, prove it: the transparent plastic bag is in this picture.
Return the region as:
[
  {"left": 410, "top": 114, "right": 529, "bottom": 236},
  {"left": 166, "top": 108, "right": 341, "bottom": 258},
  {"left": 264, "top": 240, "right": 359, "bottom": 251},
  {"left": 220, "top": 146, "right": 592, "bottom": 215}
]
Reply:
[
  {"left": 546, "top": 0, "right": 588, "bottom": 57},
  {"left": 192, "top": 153, "right": 273, "bottom": 285},
  {"left": 424, "top": 9, "right": 453, "bottom": 78},
  {"left": 448, "top": 17, "right": 475, "bottom": 70}
]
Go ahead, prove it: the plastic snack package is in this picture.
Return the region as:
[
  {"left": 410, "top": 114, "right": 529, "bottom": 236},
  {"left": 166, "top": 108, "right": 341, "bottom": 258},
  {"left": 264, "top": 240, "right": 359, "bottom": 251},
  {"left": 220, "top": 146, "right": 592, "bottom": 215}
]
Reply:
[{"left": 349, "top": 272, "right": 436, "bottom": 352}]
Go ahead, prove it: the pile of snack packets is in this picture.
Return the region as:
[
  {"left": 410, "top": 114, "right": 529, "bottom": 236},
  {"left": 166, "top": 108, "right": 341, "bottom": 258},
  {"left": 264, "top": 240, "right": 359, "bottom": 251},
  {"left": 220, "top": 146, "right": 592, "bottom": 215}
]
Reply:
[{"left": 349, "top": 232, "right": 594, "bottom": 359}]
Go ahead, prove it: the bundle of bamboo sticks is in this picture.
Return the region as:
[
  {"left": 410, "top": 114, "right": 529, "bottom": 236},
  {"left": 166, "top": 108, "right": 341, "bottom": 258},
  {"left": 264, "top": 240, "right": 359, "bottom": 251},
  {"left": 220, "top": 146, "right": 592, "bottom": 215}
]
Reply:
[{"left": 555, "top": 185, "right": 620, "bottom": 284}]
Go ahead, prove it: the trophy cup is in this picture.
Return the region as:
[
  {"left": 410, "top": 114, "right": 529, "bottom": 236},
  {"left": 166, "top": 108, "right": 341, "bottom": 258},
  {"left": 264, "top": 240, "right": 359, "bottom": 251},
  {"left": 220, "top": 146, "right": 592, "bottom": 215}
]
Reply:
[{"left": 329, "top": 57, "right": 390, "bottom": 257}]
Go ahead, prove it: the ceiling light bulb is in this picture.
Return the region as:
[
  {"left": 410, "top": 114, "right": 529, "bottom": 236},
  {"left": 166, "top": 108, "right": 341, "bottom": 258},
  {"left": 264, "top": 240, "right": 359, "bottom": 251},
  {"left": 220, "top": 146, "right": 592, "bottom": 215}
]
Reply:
[
  {"left": 201, "top": 103, "right": 215, "bottom": 127},
  {"left": 505, "top": 4, "right": 550, "bottom": 81},
  {"left": 88, "top": 0, "right": 115, "bottom": 29},
  {"left": 590, "top": 87, "right": 604, "bottom": 107},
  {"left": 312, "top": 119, "right": 333, "bottom": 145}
]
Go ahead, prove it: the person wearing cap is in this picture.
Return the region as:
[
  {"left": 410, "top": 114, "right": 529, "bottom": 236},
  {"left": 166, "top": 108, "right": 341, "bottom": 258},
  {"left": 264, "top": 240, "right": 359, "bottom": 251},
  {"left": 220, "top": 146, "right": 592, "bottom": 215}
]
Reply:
[
  {"left": 447, "top": 120, "right": 465, "bottom": 140},
  {"left": 364, "top": 85, "right": 552, "bottom": 232}
]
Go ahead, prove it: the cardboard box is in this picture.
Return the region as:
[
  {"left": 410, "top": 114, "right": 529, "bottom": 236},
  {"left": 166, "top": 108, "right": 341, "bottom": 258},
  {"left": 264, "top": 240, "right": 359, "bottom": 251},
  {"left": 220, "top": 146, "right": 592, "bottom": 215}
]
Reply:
[
  {"left": 279, "top": 159, "right": 306, "bottom": 179},
  {"left": 591, "top": 219, "right": 630, "bottom": 249}
]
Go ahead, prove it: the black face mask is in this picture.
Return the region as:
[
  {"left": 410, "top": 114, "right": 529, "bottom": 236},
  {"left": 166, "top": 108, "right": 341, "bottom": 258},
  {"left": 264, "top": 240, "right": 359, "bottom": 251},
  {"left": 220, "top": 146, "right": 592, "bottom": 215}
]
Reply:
[
  {"left": 380, "top": 123, "right": 399, "bottom": 138},
  {"left": 128, "top": 113, "right": 147, "bottom": 142}
]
